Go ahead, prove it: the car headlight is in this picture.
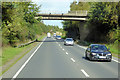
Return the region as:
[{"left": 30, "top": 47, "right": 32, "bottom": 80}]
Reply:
[
  {"left": 92, "top": 53, "right": 96, "bottom": 55},
  {"left": 107, "top": 54, "right": 111, "bottom": 56}
]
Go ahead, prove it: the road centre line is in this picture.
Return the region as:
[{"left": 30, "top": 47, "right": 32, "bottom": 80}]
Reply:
[
  {"left": 81, "top": 69, "right": 90, "bottom": 77},
  {"left": 66, "top": 52, "right": 68, "bottom": 55},
  {"left": 62, "top": 49, "right": 65, "bottom": 51},
  {"left": 12, "top": 38, "right": 46, "bottom": 79},
  {"left": 76, "top": 44, "right": 120, "bottom": 63},
  {"left": 70, "top": 58, "right": 75, "bottom": 62}
]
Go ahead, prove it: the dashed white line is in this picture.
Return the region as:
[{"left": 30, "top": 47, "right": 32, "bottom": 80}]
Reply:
[
  {"left": 70, "top": 58, "right": 75, "bottom": 62},
  {"left": 12, "top": 38, "right": 46, "bottom": 79},
  {"left": 59, "top": 44, "right": 60, "bottom": 46},
  {"left": 66, "top": 52, "right": 68, "bottom": 55},
  {"left": 81, "top": 69, "right": 90, "bottom": 77},
  {"left": 62, "top": 49, "right": 65, "bottom": 51}
]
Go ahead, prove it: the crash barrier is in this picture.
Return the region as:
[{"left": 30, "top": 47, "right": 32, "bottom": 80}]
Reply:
[{"left": 17, "top": 39, "right": 38, "bottom": 48}]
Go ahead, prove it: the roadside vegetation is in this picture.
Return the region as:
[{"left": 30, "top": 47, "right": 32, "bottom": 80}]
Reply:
[
  {"left": 62, "top": 1, "right": 120, "bottom": 58},
  {"left": 1, "top": 1, "right": 63, "bottom": 69}
]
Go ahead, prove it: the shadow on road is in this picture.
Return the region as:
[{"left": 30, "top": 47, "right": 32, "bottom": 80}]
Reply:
[{"left": 36, "top": 39, "right": 64, "bottom": 43}]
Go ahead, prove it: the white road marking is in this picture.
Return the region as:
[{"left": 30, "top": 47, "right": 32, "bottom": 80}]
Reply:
[
  {"left": 66, "top": 52, "right": 68, "bottom": 55},
  {"left": 62, "top": 49, "right": 65, "bottom": 51},
  {"left": 77, "top": 45, "right": 87, "bottom": 50},
  {"left": 70, "top": 58, "right": 75, "bottom": 62},
  {"left": 112, "top": 59, "right": 120, "bottom": 63},
  {"left": 59, "top": 44, "right": 60, "bottom": 46},
  {"left": 12, "top": 37, "right": 46, "bottom": 79},
  {"left": 81, "top": 69, "right": 90, "bottom": 77}
]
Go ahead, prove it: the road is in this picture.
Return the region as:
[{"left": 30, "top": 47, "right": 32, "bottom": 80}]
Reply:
[{"left": 2, "top": 37, "right": 119, "bottom": 79}]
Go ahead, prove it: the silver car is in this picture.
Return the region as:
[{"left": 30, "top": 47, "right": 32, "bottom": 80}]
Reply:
[{"left": 64, "top": 38, "right": 74, "bottom": 46}]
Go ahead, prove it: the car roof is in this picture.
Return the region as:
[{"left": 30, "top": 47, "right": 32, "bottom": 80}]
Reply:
[
  {"left": 66, "top": 38, "right": 73, "bottom": 39},
  {"left": 90, "top": 44, "right": 105, "bottom": 46}
]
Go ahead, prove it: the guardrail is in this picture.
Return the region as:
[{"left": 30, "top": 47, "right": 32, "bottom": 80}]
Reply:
[{"left": 17, "top": 39, "right": 38, "bottom": 48}]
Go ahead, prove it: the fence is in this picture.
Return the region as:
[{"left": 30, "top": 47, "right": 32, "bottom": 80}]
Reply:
[{"left": 17, "top": 39, "right": 38, "bottom": 48}]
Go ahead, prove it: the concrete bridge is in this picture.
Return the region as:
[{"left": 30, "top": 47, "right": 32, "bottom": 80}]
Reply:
[{"left": 35, "top": 10, "right": 88, "bottom": 21}]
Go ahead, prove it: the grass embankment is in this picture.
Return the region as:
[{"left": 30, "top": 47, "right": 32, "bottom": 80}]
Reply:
[
  {"left": 106, "top": 44, "right": 120, "bottom": 58},
  {"left": 76, "top": 40, "right": 120, "bottom": 59},
  {"left": 1, "top": 34, "right": 46, "bottom": 74},
  {"left": 2, "top": 44, "right": 32, "bottom": 66}
]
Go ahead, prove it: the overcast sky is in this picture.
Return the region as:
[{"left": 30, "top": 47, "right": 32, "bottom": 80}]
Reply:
[{"left": 32, "top": 0, "right": 77, "bottom": 28}]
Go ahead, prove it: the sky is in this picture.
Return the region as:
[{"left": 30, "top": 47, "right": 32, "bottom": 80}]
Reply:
[{"left": 32, "top": 0, "right": 77, "bottom": 28}]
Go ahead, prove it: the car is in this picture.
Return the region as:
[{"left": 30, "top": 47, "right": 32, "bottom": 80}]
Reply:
[
  {"left": 56, "top": 35, "right": 61, "bottom": 39},
  {"left": 85, "top": 44, "right": 112, "bottom": 62},
  {"left": 64, "top": 38, "right": 74, "bottom": 46}
]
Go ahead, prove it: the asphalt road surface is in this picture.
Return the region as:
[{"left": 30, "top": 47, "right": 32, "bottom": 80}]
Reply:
[{"left": 2, "top": 37, "right": 119, "bottom": 79}]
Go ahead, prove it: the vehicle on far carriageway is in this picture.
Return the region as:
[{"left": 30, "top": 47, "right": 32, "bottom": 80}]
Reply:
[{"left": 85, "top": 44, "right": 112, "bottom": 62}]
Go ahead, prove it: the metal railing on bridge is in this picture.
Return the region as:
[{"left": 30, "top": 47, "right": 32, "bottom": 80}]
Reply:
[{"left": 38, "top": 10, "right": 88, "bottom": 16}]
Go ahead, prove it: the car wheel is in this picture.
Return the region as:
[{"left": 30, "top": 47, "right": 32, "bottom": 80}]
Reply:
[
  {"left": 89, "top": 56, "right": 93, "bottom": 61},
  {"left": 108, "top": 59, "right": 111, "bottom": 62},
  {"left": 85, "top": 53, "right": 88, "bottom": 59}
]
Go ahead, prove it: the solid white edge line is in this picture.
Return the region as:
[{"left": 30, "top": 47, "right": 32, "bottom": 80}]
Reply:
[
  {"left": 112, "top": 59, "right": 120, "bottom": 63},
  {"left": 81, "top": 69, "right": 90, "bottom": 77},
  {"left": 77, "top": 44, "right": 120, "bottom": 63},
  {"left": 12, "top": 37, "right": 46, "bottom": 79},
  {"left": 70, "top": 58, "right": 75, "bottom": 62},
  {"left": 66, "top": 52, "right": 68, "bottom": 55}
]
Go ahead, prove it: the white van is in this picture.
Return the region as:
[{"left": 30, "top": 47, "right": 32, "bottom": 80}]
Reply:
[{"left": 47, "top": 32, "right": 51, "bottom": 38}]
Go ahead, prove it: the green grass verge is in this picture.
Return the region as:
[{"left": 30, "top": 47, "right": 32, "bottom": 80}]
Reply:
[
  {"left": 2, "top": 46, "right": 29, "bottom": 66},
  {"left": 1, "top": 43, "right": 36, "bottom": 75},
  {"left": 106, "top": 44, "right": 119, "bottom": 58},
  {"left": 1, "top": 34, "right": 46, "bottom": 75}
]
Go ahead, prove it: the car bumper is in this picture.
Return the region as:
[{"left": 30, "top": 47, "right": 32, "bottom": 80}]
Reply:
[
  {"left": 91, "top": 55, "right": 112, "bottom": 61},
  {"left": 65, "top": 43, "right": 74, "bottom": 45}
]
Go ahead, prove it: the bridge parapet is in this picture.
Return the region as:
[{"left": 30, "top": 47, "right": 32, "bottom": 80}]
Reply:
[
  {"left": 67, "top": 10, "right": 88, "bottom": 16},
  {"left": 38, "top": 10, "right": 88, "bottom": 16}
]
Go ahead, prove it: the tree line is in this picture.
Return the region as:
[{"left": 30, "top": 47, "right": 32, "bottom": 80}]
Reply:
[
  {"left": 2, "top": 2, "right": 60, "bottom": 47},
  {"left": 62, "top": 1, "right": 120, "bottom": 44}
]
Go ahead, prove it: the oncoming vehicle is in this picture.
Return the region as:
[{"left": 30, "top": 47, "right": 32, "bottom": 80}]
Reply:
[
  {"left": 47, "top": 32, "right": 51, "bottom": 38},
  {"left": 64, "top": 38, "right": 74, "bottom": 46},
  {"left": 85, "top": 44, "right": 112, "bottom": 62},
  {"left": 56, "top": 35, "right": 61, "bottom": 39}
]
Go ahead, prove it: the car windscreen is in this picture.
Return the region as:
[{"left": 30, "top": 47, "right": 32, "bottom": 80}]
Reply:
[
  {"left": 56, "top": 36, "right": 61, "bottom": 38},
  {"left": 91, "top": 45, "right": 107, "bottom": 51},
  {"left": 66, "top": 39, "right": 73, "bottom": 41}
]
